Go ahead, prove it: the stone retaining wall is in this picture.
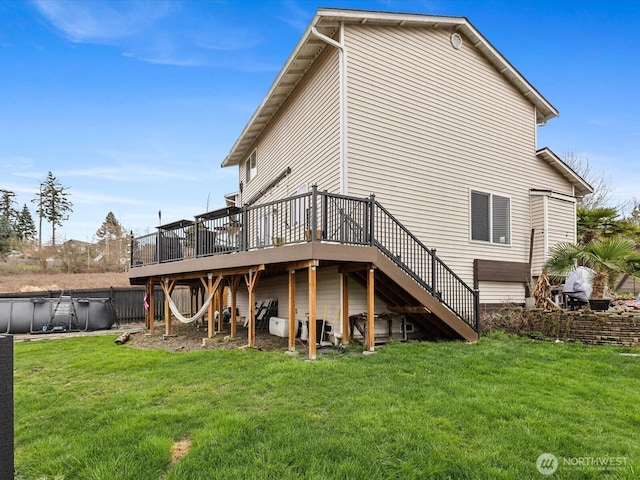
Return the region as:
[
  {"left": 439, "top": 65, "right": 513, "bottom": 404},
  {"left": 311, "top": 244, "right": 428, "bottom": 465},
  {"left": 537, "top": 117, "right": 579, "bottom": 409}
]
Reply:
[
  {"left": 483, "top": 307, "right": 640, "bottom": 347},
  {"left": 556, "top": 311, "right": 640, "bottom": 347}
]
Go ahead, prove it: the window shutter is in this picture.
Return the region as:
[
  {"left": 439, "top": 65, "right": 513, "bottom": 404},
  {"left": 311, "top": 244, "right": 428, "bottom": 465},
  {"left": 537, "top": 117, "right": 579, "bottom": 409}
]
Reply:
[
  {"left": 492, "top": 195, "right": 510, "bottom": 244},
  {"left": 471, "top": 191, "right": 490, "bottom": 242}
]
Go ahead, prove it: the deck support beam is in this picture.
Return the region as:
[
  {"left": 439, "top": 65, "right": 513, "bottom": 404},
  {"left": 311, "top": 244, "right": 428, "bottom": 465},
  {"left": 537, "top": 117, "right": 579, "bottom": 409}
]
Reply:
[
  {"left": 288, "top": 269, "right": 296, "bottom": 352},
  {"left": 341, "top": 272, "right": 350, "bottom": 344},
  {"left": 216, "top": 281, "right": 224, "bottom": 333},
  {"left": 147, "top": 280, "right": 155, "bottom": 333},
  {"left": 163, "top": 278, "right": 176, "bottom": 336},
  {"left": 244, "top": 269, "right": 262, "bottom": 348},
  {"left": 206, "top": 274, "right": 223, "bottom": 339},
  {"left": 230, "top": 276, "right": 240, "bottom": 338},
  {"left": 207, "top": 274, "right": 214, "bottom": 337},
  {"left": 367, "top": 267, "right": 375, "bottom": 351},
  {"left": 308, "top": 264, "right": 317, "bottom": 360}
]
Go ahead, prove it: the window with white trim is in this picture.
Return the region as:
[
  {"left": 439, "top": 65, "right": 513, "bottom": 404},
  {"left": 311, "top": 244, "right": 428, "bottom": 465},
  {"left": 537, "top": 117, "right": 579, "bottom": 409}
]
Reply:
[
  {"left": 245, "top": 150, "right": 257, "bottom": 183},
  {"left": 471, "top": 190, "right": 511, "bottom": 245}
]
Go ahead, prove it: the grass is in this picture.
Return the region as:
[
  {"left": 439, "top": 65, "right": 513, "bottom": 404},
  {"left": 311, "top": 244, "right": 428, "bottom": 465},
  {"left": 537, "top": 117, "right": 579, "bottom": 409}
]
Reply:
[{"left": 13, "top": 333, "right": 640, "bottom": 479}]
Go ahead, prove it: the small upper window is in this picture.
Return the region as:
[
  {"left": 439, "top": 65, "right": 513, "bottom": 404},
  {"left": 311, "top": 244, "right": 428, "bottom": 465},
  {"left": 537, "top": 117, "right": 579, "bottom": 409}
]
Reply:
[
  {"left": 245, "top": 150, "right": 257, "bottom": 183},
  {"left": 471, "top": 190, "right": 510, "bottom": 245}
]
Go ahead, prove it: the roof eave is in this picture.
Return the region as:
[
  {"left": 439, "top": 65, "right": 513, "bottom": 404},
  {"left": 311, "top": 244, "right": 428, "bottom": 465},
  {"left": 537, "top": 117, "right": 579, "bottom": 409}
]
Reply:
[
  {"left": 221, "top": 13, "right": 325, "bottom": 168},
  {"left": 222, "top": 8, "right": 560, "bottom": 167},
  {"left": 536, "top": 147, "right": 593, "bottom": 197}
]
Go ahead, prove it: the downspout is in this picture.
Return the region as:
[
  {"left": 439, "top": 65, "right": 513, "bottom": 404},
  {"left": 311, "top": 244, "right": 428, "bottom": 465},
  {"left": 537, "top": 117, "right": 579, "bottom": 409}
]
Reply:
[
  {"left": 543, "top": 194, "right": 549, "bottom": 262},
  {"left": 312, "top": 23, "right": 349, "bottom": 340},
  {"left": 311, "top": 23, "right": 348, "bottom": 195},
  {"left": 572, "top": 186, "right": 578, "bottom": 244}
]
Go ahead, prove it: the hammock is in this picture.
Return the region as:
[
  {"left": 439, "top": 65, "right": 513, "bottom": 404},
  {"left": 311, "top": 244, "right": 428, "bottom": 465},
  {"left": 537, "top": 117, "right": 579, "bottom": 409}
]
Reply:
[{"left": 161, "top": 283, "right": 216, "bottom": 324}]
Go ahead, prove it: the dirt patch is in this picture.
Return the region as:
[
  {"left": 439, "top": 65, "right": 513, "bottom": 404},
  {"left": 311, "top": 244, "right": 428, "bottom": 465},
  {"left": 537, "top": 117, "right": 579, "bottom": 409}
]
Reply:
[
  {"left": 0, "top": 271, "right": 130, "bottom": 294},
  {"left": 170, "top": 438, "right": 192, "bottom": 464},
  {"left": 127, "top": 321, "right": 303, "bottom": 353}
]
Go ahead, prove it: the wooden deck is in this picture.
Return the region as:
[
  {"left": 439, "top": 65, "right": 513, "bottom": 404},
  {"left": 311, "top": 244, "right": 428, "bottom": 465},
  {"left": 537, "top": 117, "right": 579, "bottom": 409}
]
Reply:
[{"left": 129, "top": 242, "right": 478, "bottom": 360}]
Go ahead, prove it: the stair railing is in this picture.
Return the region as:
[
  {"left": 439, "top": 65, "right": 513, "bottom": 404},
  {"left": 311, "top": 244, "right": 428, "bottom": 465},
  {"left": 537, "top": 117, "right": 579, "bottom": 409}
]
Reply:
[{"left": 367, "top": 195, "right": 479, "bottom": 332}]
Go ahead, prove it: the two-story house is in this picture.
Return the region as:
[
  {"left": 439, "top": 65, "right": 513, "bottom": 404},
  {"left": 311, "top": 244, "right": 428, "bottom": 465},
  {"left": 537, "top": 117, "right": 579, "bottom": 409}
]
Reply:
[{"left": 130, "top": 8, "right": 591, "bottom": 359}]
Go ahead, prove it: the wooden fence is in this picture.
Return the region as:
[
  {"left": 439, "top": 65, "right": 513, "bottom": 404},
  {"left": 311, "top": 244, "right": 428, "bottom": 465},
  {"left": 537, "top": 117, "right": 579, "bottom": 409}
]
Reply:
[{"left": 0, "top": 287, "right": 166, "bottom": 323}]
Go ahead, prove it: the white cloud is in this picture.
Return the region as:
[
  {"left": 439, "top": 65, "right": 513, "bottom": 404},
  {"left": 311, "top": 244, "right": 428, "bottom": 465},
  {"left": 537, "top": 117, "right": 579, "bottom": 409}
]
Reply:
[
  {"left": 31, "top": 0, "right": 273, "bottom": 69},
  {"left": 32, "top": 0, "right": 175, "bottom": 43},
  {"left": 0, "top": 155, "right": 35, "bottom": 171},
  {"left": 277, "top": 0, "right": 313, "bottom": 31},
  {"left": 70, "top": 189, "right": 151, "bottom": 207}
]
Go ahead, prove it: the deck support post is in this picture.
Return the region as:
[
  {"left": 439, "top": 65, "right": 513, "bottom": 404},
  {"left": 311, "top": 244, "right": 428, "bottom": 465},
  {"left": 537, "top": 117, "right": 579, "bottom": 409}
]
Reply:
[
  {"left": 367, "top": 267, "right": 375, "bottom": 351},
  {"left": 163, "top": 278, "right": 176, "bottom": 336},
  {"left": 308, "top": 265, "right": 317, "bottom": 360},
  {"left": 190, "top": 286, "right": 196, "bottom": 317},
  {"left": 288, "top": 269, "right": 296, "bottom": 352},
  {"left": 147, "top": 280, "right": 155, "bottom": 333},
  {"left": 230, "top": 276, "right": 240, "bottom": 338},
  {"left": 207, "top": 273, "right": 214, "bottom": 338},
  {"left": 202, "top": 274, "right": 224, "bottom": 339},
  {"left": 341, "top": 272, "right": 350, "bottom": 344},
  {"left": 216, "top": 279, "right": 224, "bottom": 333},
  {"left": 244, "top": 269, "right": 261, "bottom": 348}
]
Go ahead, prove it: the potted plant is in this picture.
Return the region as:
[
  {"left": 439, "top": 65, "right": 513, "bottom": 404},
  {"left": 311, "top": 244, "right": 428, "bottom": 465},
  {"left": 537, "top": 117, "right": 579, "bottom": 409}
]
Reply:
[
  {"left": 304, "top": 229, "right": 323, "bottom": 241},
  {"left": 524, "top": 278, "right": 535, "bottom": 308},
  {"left": 544, "top": 237, "right": 640, "bottom": 311}
]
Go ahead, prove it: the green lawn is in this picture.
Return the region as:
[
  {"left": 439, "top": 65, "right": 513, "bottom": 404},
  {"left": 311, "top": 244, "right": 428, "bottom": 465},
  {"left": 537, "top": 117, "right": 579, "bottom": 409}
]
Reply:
[{"left": 13, "top": 333, "right": 640, "bottom": 479}]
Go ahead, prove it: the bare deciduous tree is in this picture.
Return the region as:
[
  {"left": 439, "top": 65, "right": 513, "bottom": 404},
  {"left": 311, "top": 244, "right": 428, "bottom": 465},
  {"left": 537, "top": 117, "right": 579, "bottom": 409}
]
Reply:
[{"left": 563, "top": 151, "right": 615, "bottom": 209}]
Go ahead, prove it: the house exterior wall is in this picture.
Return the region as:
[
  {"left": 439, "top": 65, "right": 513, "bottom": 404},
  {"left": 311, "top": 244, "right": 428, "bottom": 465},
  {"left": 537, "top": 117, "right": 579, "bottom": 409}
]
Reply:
[
  {"left": 238, "top": 47, "right": 341, "bottom": 207},
  {"left": 547, "top": 197, "right": 576, "bottom": 248},
  {"left": 234, "top": 267, "right": 387, "bottom": 337},
  {"left": 343, "top": 24, "right": 576, "bottom": 303},
  {"left": 530, "top": 193, "right": 577, "bottom": 277},
  {"left": 531, "top": 195, "right": 546, "bottom": 276}
]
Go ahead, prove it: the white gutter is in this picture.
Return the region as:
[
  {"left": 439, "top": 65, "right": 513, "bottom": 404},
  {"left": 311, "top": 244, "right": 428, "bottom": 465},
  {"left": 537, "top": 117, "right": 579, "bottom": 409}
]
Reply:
[{"left": 311, "top": 24, "right": 349, "bottom": 195}]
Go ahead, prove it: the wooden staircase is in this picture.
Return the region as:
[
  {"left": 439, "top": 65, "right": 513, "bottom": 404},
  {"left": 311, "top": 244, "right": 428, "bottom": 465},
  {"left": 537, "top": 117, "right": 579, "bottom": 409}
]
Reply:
[{"left": 349, "top": 252, "right": 478, "bottom": 342}]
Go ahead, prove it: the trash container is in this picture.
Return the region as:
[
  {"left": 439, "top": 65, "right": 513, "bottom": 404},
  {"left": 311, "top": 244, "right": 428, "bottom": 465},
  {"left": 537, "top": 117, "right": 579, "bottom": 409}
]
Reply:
[{"left": 0, "top": 335, "right": 13, "bottom": 480}]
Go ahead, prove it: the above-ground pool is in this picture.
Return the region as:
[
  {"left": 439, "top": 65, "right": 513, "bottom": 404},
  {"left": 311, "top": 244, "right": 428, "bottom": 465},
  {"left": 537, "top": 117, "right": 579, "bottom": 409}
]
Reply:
[{"left": 0, "top": 296, "right": 117, "bottom": 334}]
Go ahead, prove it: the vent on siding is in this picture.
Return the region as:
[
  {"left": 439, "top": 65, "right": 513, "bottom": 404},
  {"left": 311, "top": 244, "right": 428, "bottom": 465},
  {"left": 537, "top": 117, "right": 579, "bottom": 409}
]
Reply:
[{"left": 450, "top": 33, "right": 462, "bottom": 50}]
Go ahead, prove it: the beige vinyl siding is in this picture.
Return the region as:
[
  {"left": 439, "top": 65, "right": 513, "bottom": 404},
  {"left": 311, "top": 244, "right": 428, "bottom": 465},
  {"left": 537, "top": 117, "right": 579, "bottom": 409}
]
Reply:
[
  {"left": 235, "top": 267, "right": 386, "bottom": 336},
  {"left": 344, "top": 25, "right": 575, "bottom": 303},
  {"left": 239, "top": 47, "right": 341, "bottom": 208},
  {"left": 479, "top": 282, "right": 525, "bottom": 304},
  {"left": 548, "top": 197, "right": 576, "bottom": 246},
  {"left": 530, "top": 194, "right": 577, "bottom": 276},
  {"left": 530, "top": 195, "right": 546, "bottom": 276}
]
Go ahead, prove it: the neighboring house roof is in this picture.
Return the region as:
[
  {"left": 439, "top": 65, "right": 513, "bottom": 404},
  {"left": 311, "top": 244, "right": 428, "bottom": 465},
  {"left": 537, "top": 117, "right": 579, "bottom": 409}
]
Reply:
[
  {"left": 536, "top": 147, "right": 594, "bottom": 197},
  {"left": 222, "top": 8, "right": 559, "bottom": 168}
]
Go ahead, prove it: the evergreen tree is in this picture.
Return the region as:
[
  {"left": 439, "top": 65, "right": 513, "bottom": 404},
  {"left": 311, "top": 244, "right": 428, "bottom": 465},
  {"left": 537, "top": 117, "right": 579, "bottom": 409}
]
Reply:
[
  {"left": 0, "top": 215, "right": 11, "bottom": 254},
  {"left": 0, "top": 189, "right": 18, "bottom": 228},
  {"left": 15, "top": 204, "right": 37, "bottom": 241},
  {"left": 0, "top": 189, "right": 18, "bottom": 252},
  {"left": 96, "top": 211, "right": 123, "bottom": 240},
  {"left": 96, "top": 211, "right": 127, "bottom": 268},
  {"left": 32, "top": 172, "right": 73, "bottom": 247}
]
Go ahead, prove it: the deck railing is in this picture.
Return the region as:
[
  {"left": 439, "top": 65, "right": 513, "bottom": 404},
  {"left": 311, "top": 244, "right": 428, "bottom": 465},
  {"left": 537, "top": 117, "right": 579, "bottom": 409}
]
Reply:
[{"left": 131, "top": 187, "right": 479, "bottom": 331}]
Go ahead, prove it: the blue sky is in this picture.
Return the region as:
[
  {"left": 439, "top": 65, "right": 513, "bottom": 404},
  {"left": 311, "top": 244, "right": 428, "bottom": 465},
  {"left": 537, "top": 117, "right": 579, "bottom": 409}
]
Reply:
[{"left": 1, "top": 0, "right": 638, "bottom": 243}]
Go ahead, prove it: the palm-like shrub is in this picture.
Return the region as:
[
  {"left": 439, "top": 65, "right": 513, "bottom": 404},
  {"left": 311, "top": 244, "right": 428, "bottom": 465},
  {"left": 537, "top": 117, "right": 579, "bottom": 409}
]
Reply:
[{"left": 544, "top": 237, "right": 640, "bottom": 299}]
